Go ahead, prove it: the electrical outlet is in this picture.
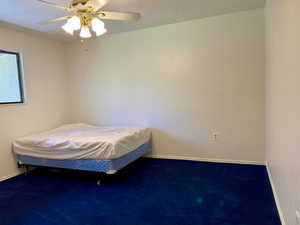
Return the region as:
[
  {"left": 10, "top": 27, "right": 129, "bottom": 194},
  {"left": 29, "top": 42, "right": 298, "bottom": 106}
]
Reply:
[
  {"left": 212, "top": 132, "right": 220, "bottom": 141},
  {"left": 296, "top": 211, "right": 300, "bottom": 225}
]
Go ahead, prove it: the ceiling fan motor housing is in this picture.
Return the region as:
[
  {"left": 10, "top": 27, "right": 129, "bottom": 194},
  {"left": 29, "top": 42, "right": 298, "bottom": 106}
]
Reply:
[{"left": 71, "top": 0, "right": 107, "bottom": 10}]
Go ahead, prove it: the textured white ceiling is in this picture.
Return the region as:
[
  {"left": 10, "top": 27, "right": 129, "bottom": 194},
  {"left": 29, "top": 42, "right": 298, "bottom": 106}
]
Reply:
[{"left": 0, "top": 0, "right": 265, "bottom": 41}]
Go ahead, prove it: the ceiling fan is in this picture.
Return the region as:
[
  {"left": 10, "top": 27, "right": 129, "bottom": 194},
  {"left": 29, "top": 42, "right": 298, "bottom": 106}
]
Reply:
[{"left": 38, "top": 0, "right": 141, "bottom": 39}]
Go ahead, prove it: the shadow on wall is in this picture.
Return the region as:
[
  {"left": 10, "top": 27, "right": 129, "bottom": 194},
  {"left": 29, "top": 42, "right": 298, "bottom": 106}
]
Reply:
[{"left": 148, "top": 128, "right": 206, "bottom": 158}]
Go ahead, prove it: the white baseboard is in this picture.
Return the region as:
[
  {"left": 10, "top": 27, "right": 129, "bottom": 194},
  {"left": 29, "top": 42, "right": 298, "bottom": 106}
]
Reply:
[
  {"left": 266, "top": 163, "right": 286, "bottom": 225},
  {"left": 145, "top": 154, "right": 265, "bottom": 165},
  {"left": 0, "top": 171, "right": 22, "bottom": 182}
]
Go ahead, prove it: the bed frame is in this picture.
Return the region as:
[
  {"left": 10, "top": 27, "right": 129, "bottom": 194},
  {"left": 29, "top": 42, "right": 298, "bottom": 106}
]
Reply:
[{"left": 16, "top": 142, "right": 150, "bottom": 185}]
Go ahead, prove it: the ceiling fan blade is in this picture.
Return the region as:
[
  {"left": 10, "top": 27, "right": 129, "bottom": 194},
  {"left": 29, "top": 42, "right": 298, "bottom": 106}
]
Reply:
[
  {"left": 37, "top": 0, "right": 73, "bottom": 12},
  {"left": 96, "top": 11, "right": 141, "bottom": 21},
  {"left": 39, "top": 16, "right": 72, "bottom": 24},
  {"left": 88, "top": 0, "right": 110, "bottom": 11}
]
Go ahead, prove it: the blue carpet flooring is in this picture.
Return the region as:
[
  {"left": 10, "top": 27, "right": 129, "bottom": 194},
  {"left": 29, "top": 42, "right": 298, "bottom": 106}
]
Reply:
[{"left": 0, "top": 158, "right": 281, "bottom": 225}]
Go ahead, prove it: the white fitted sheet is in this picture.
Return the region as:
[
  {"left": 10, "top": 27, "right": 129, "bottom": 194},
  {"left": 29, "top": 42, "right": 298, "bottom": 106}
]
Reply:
[{"left": 13, "top": 124, "right": 151, "bottom": 160}]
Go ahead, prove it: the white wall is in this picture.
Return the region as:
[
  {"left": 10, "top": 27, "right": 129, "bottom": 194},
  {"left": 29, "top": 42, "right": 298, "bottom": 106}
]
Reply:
[
  {"left": 0, "top": 27, "right": 70, "bottom": 179},
  {"left": 66, "top": 9, "right": 265, "bottom": 163},
  {"left": 265, "top": 0, "right": 300, "bottom": 224}
]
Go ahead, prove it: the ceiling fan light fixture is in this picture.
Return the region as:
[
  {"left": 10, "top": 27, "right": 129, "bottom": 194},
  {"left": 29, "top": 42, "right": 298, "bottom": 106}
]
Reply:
[
  {"left": 80, "top": 26, "right": 92, "bottom": 38},
  {"left": 39, "top": 0, "right": 141, "bottom": 39}
]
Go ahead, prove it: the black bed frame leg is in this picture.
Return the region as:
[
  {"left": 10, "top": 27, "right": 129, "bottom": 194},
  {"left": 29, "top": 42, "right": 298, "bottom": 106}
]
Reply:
[
  {"left": 24, "top": 165, "right": 29, "bottom": 175},
  {"left": 97, "top": 173, "right": 105, "bottom": 186},
  {"left": 17, "top": 161, "right": 29, "bottom": 175},
  {"left": 17, "top": 161, "right": 22, "bottom": 168}
]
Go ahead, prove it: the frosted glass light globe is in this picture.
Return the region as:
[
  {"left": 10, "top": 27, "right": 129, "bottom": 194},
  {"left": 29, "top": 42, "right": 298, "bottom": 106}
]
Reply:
[
  {"left": 68, "top": 16, "right": 81, "bottom": 31},
  {"left": 91, "top": 18, "right": 107, "bottom": 36},
  {"left": 80, "top": 26, "right": 92, "bottom": 38},
  {"left": 62, "top": 16, "right": 81, "bottom": 35},
  {"left": 92, "top": 18, "right": 104, "bottom": 31},
  {"left": 62, "top": 22, "right": 74, "bottom": 35},
  {"left": 95, "top": 28, "right": 107, "bottom": 36}
]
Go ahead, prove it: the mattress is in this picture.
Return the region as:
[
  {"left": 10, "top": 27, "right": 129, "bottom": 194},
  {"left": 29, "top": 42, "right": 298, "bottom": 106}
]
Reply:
[{"left": 13, "top": 123, "right": 151, "bottom": 160}]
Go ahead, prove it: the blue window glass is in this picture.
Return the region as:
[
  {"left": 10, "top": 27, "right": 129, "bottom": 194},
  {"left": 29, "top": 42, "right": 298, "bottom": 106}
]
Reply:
[{"left": 0, "top": 50, "right": 24, "bottom": 104}]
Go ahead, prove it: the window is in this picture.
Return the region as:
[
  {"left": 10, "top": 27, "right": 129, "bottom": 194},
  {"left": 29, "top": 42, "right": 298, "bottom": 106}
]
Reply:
[{"left": 0, "top": 50, "right": 24, "bottom": 104}]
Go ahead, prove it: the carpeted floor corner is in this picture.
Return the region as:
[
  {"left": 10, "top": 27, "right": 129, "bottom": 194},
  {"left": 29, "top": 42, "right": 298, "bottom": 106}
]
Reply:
[{"left": 0, "top": 158, "right": 281, "bottom": 225}]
